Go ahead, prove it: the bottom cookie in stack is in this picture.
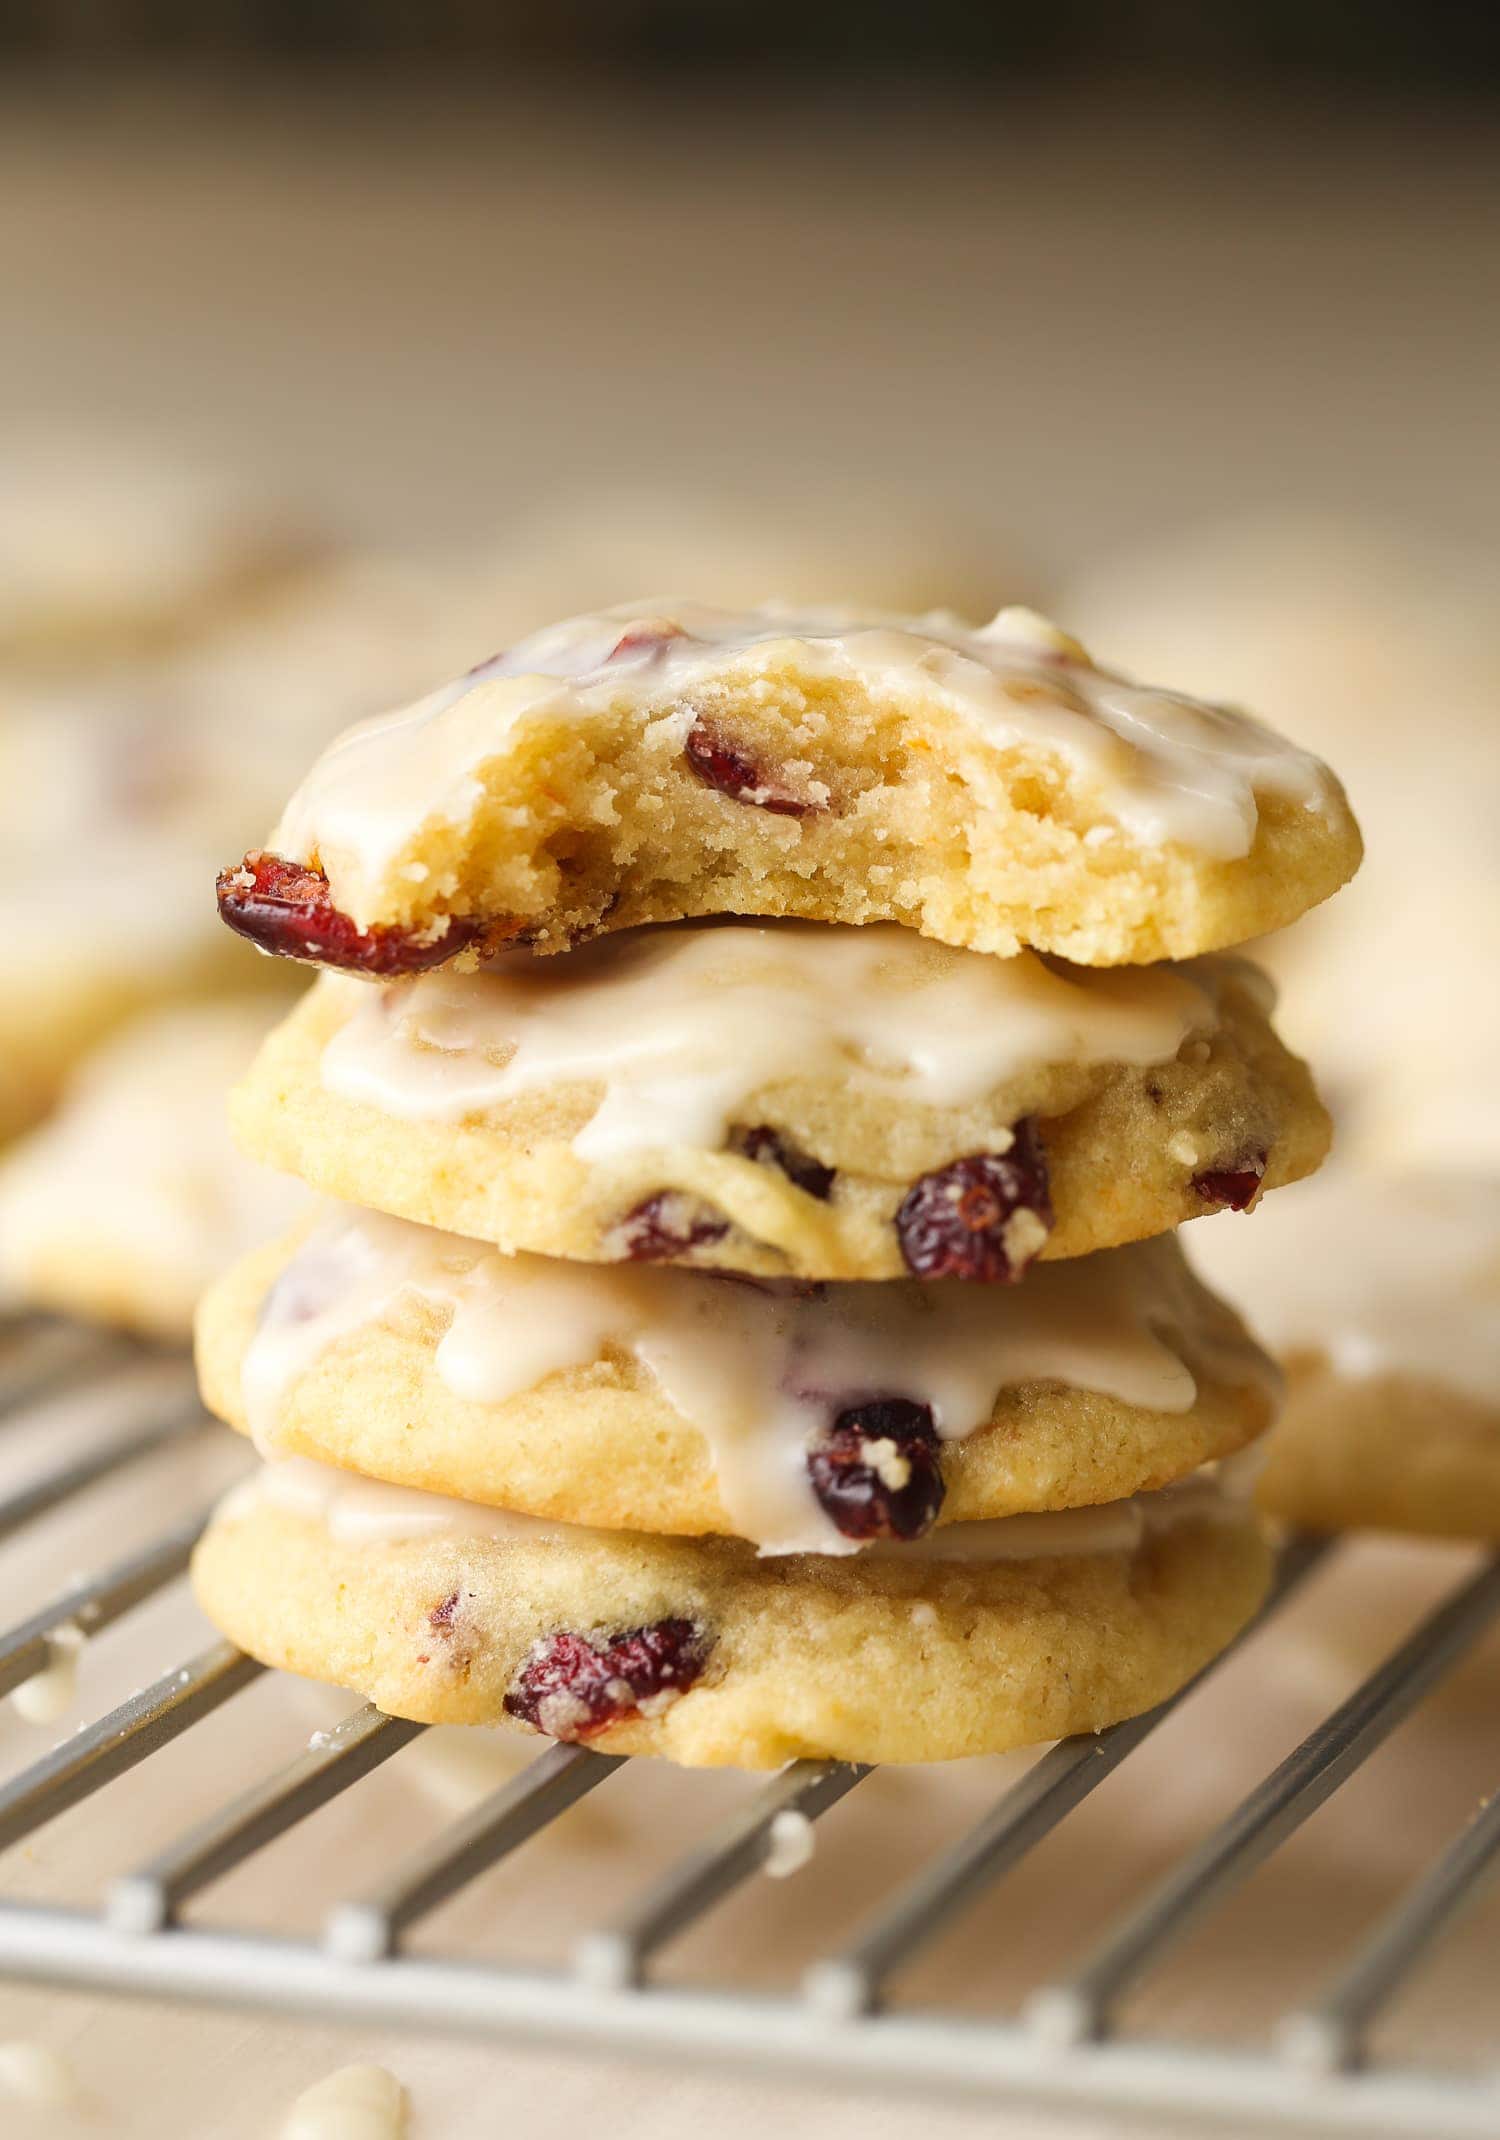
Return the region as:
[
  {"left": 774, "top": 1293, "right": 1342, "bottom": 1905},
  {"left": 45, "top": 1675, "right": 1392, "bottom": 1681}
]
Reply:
[{"left": 192, "top": 1209, "right": 1279, "bottom": 1768}]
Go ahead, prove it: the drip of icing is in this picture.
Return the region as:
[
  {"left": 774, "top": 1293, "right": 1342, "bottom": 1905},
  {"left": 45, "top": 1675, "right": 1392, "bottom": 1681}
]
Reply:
[
  {"left": 241, "top": 1209, "right": 1272, "bottom": 1554},
  {"left": 1189, "top": 1169, "right": 1500, "bottom": 1409},
  {"left": 219, "top": 1455, "right": 559, "bottom": 1549},
  {"left": 271, "top": 601, "right": 1340, "bottom": 921},
  {"left": 280, "top": 2063, "right": 407, "bottom": 2140},
  {"left": 225, "top": 1447, "right": 1260, "bottom": 1564},
  {"left": 319, "top": 920, "right": 1218, "bottom": 1153},
  {"left": 9, "top": 1621, "right": 85, "bottom": 1725}
]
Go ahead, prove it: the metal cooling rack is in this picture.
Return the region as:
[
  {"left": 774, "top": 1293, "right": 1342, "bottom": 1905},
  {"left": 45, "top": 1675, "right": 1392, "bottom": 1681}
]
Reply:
[{"left": 1, "top": 1311, "right": 1499, "bottom": 2137}]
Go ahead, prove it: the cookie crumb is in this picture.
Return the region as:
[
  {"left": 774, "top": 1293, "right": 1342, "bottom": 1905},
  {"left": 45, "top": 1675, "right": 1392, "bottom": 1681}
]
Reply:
[
  {"left": 281, "top": 2062, "right": 407, "bottom": 2140},
  {"left": 11, "top": 1622, "right": 85, "bottom": 1725}
]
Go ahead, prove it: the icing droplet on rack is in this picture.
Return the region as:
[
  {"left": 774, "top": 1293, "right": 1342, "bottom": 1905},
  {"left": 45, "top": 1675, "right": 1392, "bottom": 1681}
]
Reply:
[{"left": 10, "top": 1622, "right": 86, "bottom": 1726}]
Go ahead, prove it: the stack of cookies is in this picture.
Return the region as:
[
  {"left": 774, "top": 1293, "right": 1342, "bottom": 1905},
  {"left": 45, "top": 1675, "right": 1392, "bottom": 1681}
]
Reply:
[{"left": 192, "top": 602, "right": 1360, "bottom": 1767}]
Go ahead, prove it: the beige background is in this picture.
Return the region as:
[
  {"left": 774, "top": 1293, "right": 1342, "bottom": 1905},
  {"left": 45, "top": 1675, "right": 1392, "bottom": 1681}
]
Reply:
[{"left": 3, "top": 76, "right": 1499, "bottom": 2138}]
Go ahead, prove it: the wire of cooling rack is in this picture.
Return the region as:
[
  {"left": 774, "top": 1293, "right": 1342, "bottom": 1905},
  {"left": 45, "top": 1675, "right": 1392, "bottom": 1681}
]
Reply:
[{"left": 1, "top": 1312, "right": 1499, "bottom": 2137}]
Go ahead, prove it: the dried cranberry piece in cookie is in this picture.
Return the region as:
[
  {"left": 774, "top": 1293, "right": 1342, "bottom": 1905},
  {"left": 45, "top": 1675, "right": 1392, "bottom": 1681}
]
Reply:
[
  {"left": 616, "top": 1190, "right": 730, "bottom": 1262},
  {"left": 684, "top": 719, "right": 816, "bottom": 817},
  {"left": 808, "top": 1399, "right": 945, "bottom": 1543},
  {"left": 732, "top": 1124, "right": 836, "bottom": 1202},
  {"left": 606, "top": 619, "right": 686, "bottom": 661},
  {"left": 1193, "top": 1149, "right": 1268, "bottom": 1212},
  {"left": 895, "top": 1123, "right": 1054, "bottom": 1282},
  {"left": 217, "top": 850, "right": 483, "bottom": 976},
  {"left": 504, "top": 1619, "right": 710, "bottom": 1741}
]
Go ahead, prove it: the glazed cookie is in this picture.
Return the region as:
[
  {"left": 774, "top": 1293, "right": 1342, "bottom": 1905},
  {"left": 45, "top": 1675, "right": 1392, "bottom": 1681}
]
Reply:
[
  {"left": 217, "top": 602, "right": 1360, "bottom": 973},
  {"left": 231, "top": 925, "right": 1329, "bottom": 1281},
  {"left": 191, "top": 1456, "right": 1274, "bottom": 1767},
  {"left": 197, "top": 1208, "right": 1279, "bottom": 1552},
  {"left": 0, "top": 1001, "right": 305, "bottom": 1341},
  {"left": 1188, "top": 1171, "right": 1500, "bottom": 1540}
]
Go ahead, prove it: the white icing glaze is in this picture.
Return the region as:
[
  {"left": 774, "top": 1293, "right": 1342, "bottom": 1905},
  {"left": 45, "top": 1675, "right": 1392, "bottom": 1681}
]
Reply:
[
  {"left": 241, "top": 1207, "right": 1271, "bottom": 1554},
  {"left": 225, "top": 1446, "right": 1260, "bottom": 1565},
  {"left": 218, "top": 1455, "right": 559, "bottom": 1549},
  {"left": 271, "top": 600, "right": 1339, "bottom": 920},
  {"left": 1188, "top": 1169, "right": 1500, "bottom": 1409},
  {"left": 10, "top": 1621, "right": 85, "bottom": 1725},
  {"left": 319, "top": 920, "right": 1218, "bottom": 1154},
  {"left": 280, "top": 2062, "right": 406, "bottom": 2140}
]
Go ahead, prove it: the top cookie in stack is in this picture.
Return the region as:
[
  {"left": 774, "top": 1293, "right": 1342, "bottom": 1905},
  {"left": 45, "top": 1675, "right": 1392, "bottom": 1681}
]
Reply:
[
  {"left": 216, "top": 603, "right": 1358, "bottom": 971},
  {"left": 192, "top": 601, "right": 1358, "bottom": 1769}
]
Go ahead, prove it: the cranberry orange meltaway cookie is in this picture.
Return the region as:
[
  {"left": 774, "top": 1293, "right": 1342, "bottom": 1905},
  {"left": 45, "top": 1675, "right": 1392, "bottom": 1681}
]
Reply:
[
  {"left": 1190, "top": 1171, "right": 1500, "bottom": 1541},
  {"left": 192, "top": 1454, "right": 1272, "bottom": 1766},
  {"left": 216, "top": 602, "right": 1361, "bottom": 973},
  {"left": 196, "top": 1209, "right": 1279, "bottom": 1550},
  {"left": 230, "top": 923, "right": 1328, "bottom": 1283}
]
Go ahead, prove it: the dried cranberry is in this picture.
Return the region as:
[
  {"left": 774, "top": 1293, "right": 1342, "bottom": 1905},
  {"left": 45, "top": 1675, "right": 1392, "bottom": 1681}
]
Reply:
[
  {"left": 733, "top": 1125, "right": 835, "bottom": 1201},
  {"left": 1193, "top": 1151, "right": 1268, "bottom": 1212},
  {"left": 216, "top": 850, "right": 483, "bottom": 976},
  {"left": 428, "top": 1590, "right": 461, "bottom": 1633},
  {"left": 617, "top": 1190, "right": 730, "bottom": 1261},
  {"left": 504, "top": 1619, "right": 709, "bottom": 1740},
  {"left": 607, "top": 621, "right": 685, "bottom": 660},
  {"left": 683, "top": 719, "right": 813, "bottom": 816},
  {"left": 895, "top": 1126, "right": 1053, "bottom": 1282},
  {"left": 807, "top": 1399, "right": 944, "bottom": 1543}
]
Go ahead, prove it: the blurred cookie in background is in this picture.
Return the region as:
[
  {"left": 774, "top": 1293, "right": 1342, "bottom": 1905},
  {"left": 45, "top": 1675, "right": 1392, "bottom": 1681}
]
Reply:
[
  {"left": 0, "top": 688, "right": 268, "bottom": 1143},
  {"left": 478, "top": 482, "right": 1035, "bottom": 631},
  {"left": 1284, "top": 868, "right": 1500, "bottom": 1175},
  {"left": 1061, "top": 509, "right": 1497, "bottom": 774},
  {"left": 0, "top": 421, "right": 326, "bottom": 668},
  {"left": 0, "top": 999, "right": 306, "bottom": 1343},
  {"left": 1063, "top": 510, "right": 1500, "bottom": 1136},
  {"left": 1188, "top": 1170, "right": 1500, "bottom": 1541}
]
